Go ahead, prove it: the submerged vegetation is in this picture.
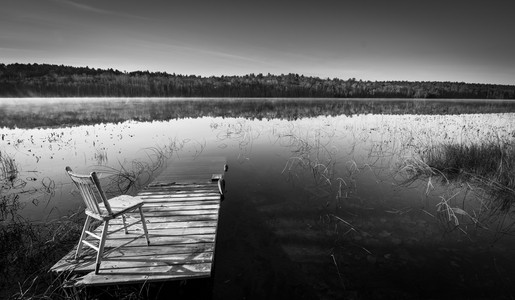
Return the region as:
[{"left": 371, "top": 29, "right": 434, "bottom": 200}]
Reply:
[
  {"left": 414, "top": 140, "right": 514, "bottom": 203},
  {"left": 401, "top": 135, "right": 515, "bottom": 236},
  {"left": 1, "top": 63, "right": 515, "bottom": 98},
  {"left": 424, "top": 141, "right": 515, "bottom": 203}
]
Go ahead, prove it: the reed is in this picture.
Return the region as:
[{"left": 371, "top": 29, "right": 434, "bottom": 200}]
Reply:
[
  {"left": 1, "top": 150, "right": 18, "bottom": 186},
  {"left": 399, "top": 137, "right": 515, "bottom": 233},
  {"left": 0, "top": 211, "right": 83, "bottom": 299},
  {"left": 421, "top": 140, "right": 515, "bottom": 210},
  {"left": 96, "top": 147, "right": 168, "bottom": 195}
]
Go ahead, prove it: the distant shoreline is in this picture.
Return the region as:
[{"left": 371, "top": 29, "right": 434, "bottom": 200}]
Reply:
[{"left": 1, "top": 63, "right": 514, "bottom": 99}]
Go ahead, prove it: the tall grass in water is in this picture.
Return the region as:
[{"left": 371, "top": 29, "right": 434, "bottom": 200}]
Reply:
[
  {"left": 1, "top": 150, "right": 22, "bottom": 221},
  {"left": 1, "top": 151, "right": 84, "bottom": 299},
  {"left": 96, "top": 146, "right": 176, "bottom": 196},
  {"left": 1, "top": 150, "right": 18, "bottom": 185},
  {"left": 401, "top": 137, "right": 515, "bottom": 234},
  {"left": 422, "top": 140, "right": 515, "bottom": 210},
  {"left": 0, "top": 212, "right": 84, "bottom": 299}
]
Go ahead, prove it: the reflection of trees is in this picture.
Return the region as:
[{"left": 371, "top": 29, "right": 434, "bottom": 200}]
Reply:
[{"left": 2, "top": 98, "right": 515, "bottom": 129}]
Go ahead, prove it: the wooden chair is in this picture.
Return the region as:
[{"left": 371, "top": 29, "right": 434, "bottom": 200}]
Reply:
[{"left": 65, "top": 166, "right": 150, "bottom": 274}]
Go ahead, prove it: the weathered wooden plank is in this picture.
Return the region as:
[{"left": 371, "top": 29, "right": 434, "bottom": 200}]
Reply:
[
  {"left": 91, "top": 226, "right": 217, "bottom": 237},
  {"left": 52, "top": 234, "right": 218, "bottom": 270},
  {"left": 137, "top": 202, "right": 220, "bottom": 209},
  {"left": 62, "top": 243, "right": 215, "bottom": 260},
  {"left": 95, "top": 233, "right": 216, "bottom": 242},
  {"left": 140, "top": 191, "right": 218, "bottom": 196},
  {"left": 141, "top": 196, "right": 221, "bottom": 203},
  {"left": 58, "top": 253, "right": 214, "bottom": 273},
  {"left": 142, "top": 185, "right": 218, "bottom": 192},
  {"left": 53, "top": 252, "right": 214, "bottom": 273},
  {"left": 142, "top": 185, "right": 217, "bottom": 190},
  {"left": 108, "top": 219, "right": 217, "bottom": 228},
  {"left": 116, "top": 214, "right": 219, "bottom": 223},
  {"left": 139, "top": 207, "right": 219, "bottom": 214},
  {"left": 141, "top": 200, "right": 220, "bottom": 206},
  {"left": 125, "top": 214, "right": 219, "bottom": 222},
  {"left": 51, "top": 243, "right": 216, "bottom": 273},
  {"left": 76, "top": 263, "right": 212, "bottom": 286},
  {"left": 53, "top": 243, "right": 214, "bottom": 264},
  {"left": 140, "top": 192, "right": 219, "bottom": 198},
  {"left": 141, "top": 190, "right": 216, "bottom": 195},
  {"left": 106, "top": 224, "right": 218, "bottom": 232},
  {"left": 139, "top": 200, "right": 221, "bottom": 207}
]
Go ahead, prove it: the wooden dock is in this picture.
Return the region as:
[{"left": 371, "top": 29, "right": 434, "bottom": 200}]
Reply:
[{"left": 51, "top": 156, "right": 226, "bottom": 286}]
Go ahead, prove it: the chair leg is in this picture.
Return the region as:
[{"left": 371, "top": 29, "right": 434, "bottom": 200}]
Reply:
[
  {"left": 75, "top": 215, "right": 92, "bottom": 259},
  {"left": 121, "top": 214, "right": 129, "bottom": 234},
  {"left": 138, "top": 206, "right": 150, "bottom": 246},
  {"left": 95, "top": 220, "right": 109, "bottom": 275}
]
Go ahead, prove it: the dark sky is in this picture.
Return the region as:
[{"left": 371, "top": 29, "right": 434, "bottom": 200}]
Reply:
[{"left": 1, "top": 0, "right": 514, "bottom": 84}]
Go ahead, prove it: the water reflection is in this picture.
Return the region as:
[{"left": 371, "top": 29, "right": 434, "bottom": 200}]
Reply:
[
  {"left": 2, "top": 97, "right": 515, "bottom": 129},
  {"left": 1, "top": 98, "right": 515, "bottom": 297}
]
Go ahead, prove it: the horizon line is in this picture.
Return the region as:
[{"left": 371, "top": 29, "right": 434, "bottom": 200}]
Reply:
[{"left": 2, "top": 61, "right": 514, "bottom": 87}]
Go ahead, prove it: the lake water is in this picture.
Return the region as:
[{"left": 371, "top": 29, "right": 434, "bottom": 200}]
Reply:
[{"left": 2, "top": 98, "right": 515, "bottom": 298}]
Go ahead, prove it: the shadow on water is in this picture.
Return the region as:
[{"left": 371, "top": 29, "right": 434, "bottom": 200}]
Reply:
[{"left": 213, "top": 162, "right": 318, "bottom": 299}]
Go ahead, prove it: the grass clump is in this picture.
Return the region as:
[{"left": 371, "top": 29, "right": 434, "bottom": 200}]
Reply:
[
  {"left": 0, "top": 212, "right": 84, "bottom": 299},
  {"left": 399, "top": 137, "right": 515, "bottom": 233},
  {"left": 422, "top": 140, "right": 515, "bottom": 210},
  {"left": 1, "top": 150, "right": 18, "bottom": 185},
  {"left": 0, "top": 150, "right": 84, "bottom": 299},
  {"left": 424, "top": 142, "right": 514, "bottom": 184}
]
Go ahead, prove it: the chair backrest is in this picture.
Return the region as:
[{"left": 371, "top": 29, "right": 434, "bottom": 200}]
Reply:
[{"left": 65, "top": 166, "right": 113, "bottom": 216}]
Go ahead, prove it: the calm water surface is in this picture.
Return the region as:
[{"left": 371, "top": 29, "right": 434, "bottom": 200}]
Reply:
[{"left": 1, "top": 98, "right": 515, "bottom": 298}]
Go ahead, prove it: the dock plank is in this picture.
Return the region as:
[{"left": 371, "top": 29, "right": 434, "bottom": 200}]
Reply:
[{"left": 77, "top": 263, "right": 212, "bottom": 286}]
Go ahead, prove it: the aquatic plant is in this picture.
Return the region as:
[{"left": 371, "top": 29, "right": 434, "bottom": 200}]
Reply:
[
  {"left": 212, "top": 119, "right": 259, "bottom": 163},
  {"left": 1, "top": 151, "right": 24, "bottom": 221},
  {"left": 1, "top": 150, "right": 18, "bottom": 186},
  {"left": 94, "top": 148, "right": 108, "bottom": 165},
  {"left": 0, "top": 208, "right": 84, "bottom": 299},
  {"left": 0, "top": 150, "right": 78, "bottom": 298},
  {"left": 399, "top": 136, "right": 515, "bottom": 235},
  {"left": 96, "top": 147, "right": 168, "bottom": 195},
  {"left": 418, "top": 139, "right": 514, "bottom": 205}
]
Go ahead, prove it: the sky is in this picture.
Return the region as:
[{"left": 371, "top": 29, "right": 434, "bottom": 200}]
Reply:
[{"left": 1, "top": 0, "right": 514, "bottom": 85}]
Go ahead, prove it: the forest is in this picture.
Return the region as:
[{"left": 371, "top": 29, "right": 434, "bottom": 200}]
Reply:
[{"left": 1, "top": 63, "right": 514, "bottom": 98}]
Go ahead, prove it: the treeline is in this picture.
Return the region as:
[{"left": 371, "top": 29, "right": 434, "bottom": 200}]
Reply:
[{"left": 1, "top": 63, "right": 514, "bottom": 99}]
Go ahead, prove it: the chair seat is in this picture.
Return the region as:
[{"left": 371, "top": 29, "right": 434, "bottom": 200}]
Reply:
[{"left": 92, "top": 195, "right": 144, "bottom": 219}]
